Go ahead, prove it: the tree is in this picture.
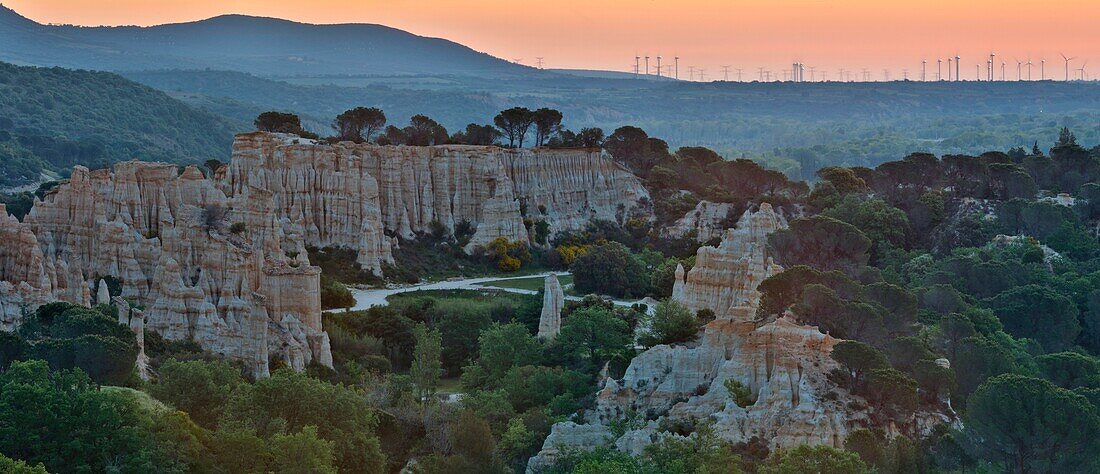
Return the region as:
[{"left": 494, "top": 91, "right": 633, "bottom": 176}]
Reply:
[
  {"left": 640, "top": 299, "right": 705, "bottom": 347},
  {"left": 760, "top": 445, "right": 871, "bottom": 474},
  {"left": 410, "top": 323, "right": 443, "bottom": 401},
  {"left": 963, "top": 374, "right": 1100, "bottom": 473},
  {"left": 17, "top": 303, "right": 137, "bottom": 385},
  {"left": 577, "top": 127, "right": 605, "bottom": 148},
  {"left": 405, "top": 114, "right": 448, "bottom": 146},
  {"left": 0, "top": 360, "right": 160, "bottom": 472},
  {"left": 864, "top": 368, "right": 919, "bottom": 418},
  {"left": 821, "top": 196, "right": 910, "bottom": 250},
  {"left": 255, "top": 111, "right": 305, "bottom": 135},
  {"left": 474, "top": 322, "right": 542, "bottom": 379},
  {"left": 953, "top": 335, "right": 1019, "bottom": 399},
  {"left": 554, "top": 306, "right": 631, "bottom": 372},
  {"left": 1035, "top": 352, "right": 1100, "bottom": 389},
  {"left": 644, "top": 423, "right": 744, "bottom": 473},
  {"left": 768, "top": 216, "right": 872, "bottom": 275},
  {"left": 270, "top": 426, "right": 337, "bottom": 474},
  {"left": 148, "top": 359, "right": 243, "bottom": 428},
  {"left": 987, "top": 284, "right": 1080, "bottom": 352},
  {"left": 831, "top": 340, "right": 889, "bottom": 390},
  {"left": 570, "top": 241, "right": 650, "bottom": 298},
  {"left": 452, "top": 123, "right": 500, "bottom": 145},
  {"left": 333, "top": 107, "right": 386, "bottom": 143},
  {"left": 222, "top": 369, "right": 385, "bottom": 473},
  {"left": 0, "top": 453, "right": 48, "bottom": 474},
  {"left": 494, "top": 107, "right": 535, "bottom": 148},
  {"left": 603, "top": 126, "right": 671, "bottom": 178},
  {"left": 532, "top": 108, "right": 564, "bottom": 147}
]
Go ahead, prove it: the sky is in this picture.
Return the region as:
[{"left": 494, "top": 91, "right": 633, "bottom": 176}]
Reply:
[{"left": 5, "top": 0, "right": 1099, "bottom": 80}]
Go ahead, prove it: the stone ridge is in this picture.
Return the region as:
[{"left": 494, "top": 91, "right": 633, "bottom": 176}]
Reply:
[{"left": 225, "top": 133, "right": 650, "bottom": 268}]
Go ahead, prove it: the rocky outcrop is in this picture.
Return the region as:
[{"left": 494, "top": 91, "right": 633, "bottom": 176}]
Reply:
[
  {"left": 529, "top": 204, "right": 860, "bottom": 472},
  {"left": 1, "top": 161, "right": 331, "bottom": 378},
  {"left": 538, "top": 273, "right": 565, "bottom": 339},
  {"left": 672, "top": 203, "right": 787, "bottom": 320},
  {"left": 664, "top": 201, "right": 740, "bottom": 243},
  {"left": 224, "top": 133, "right": 649, "bottom": 265},
  {"left": 0, "top": 203, "right": 88, "bottom": 329}
]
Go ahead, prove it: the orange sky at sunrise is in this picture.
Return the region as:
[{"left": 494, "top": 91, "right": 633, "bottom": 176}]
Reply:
[{"left": 5, "top": 0, "right": 1098, "bottom": 79}]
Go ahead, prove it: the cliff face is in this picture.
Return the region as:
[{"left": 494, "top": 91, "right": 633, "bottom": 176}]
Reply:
[
  {"left": 3, "top": 162, "right": 330, "bottom": 378},
  {"left": 529, "top": 204, "right": 860, "bottom": 471},
  {"left": 672, "top": 203, "right": 788, "bottom": 319},
  {"left": 224, "top": 133, "right": 650, "bottom": 265}
]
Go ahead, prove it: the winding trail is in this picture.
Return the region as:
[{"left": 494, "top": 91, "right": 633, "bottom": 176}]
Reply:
[{"left": 346, "top": 272, "right": 653, "bottom": 311}]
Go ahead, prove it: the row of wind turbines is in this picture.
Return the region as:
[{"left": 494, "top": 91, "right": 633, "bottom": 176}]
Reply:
[{"left": 623, "top": 53, "right": 1091, "bottom": 82}]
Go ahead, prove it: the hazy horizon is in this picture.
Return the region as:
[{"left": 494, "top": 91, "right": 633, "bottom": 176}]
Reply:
[{"left": 5, "top": 0, "right": 1098, "bottom": 81}]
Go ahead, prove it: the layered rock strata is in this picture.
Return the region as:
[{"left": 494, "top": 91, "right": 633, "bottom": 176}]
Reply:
[
  {"left": 672, "top": 203, "right": 787, "bottom": 319},
  {"left": 2, "top": 162, "right": 330, "bottom": 378},
  {"left": 529, "top": 204, "right": 859, "bottom": 472},
  {"left": 538, "top": 273, "right": 565, "bottom": 339},
  {"left": 224, "top": 133, "right": 649, "bottom": 264}
]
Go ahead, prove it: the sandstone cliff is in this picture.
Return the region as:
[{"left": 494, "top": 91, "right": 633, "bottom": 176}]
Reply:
[
  {"left": 224, "top": 133, "right": 649, "bottom": 265},
  {"left": 2, "top": 162, "right": 331, "bottom": 378}
]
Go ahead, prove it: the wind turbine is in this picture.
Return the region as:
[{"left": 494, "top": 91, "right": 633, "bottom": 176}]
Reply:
[
  {"left": 1061, "top": 53, "right": 1075, "bottom": 81},
  {"left": 656, "top": 56, "right": 662, "bottom": 77},
  {"left": 937, "top": 58, "right": 943, "bottom": 81},
  {"left": 922, "top": 59, "right": 927, "bottom": 81},
  {"left": 955, "top": 54, "right": 961, "bottom": 81},
  {"left": 674, "top": 56, "right": 680, "bottom": 80},
  {"left": 1026, "top": 57, "right": 1033, "bottom": 81},
  {"left": 1079, "top": 60, "right": 1089, "bottom": 81},
  {"left": 1041, "top": 59, "right": 1046, "bottom": 80},
  {"left": 1015, "top": 58, "right": 1023, "bottom": 81},
  {"left": 947, "top": 58, "right": 953, "bottom": 81}
]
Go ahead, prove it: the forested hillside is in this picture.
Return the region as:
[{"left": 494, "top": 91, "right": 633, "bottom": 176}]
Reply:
[
  {"left": 0, "top": 62, "right": 242, "bottom": 187},
  {"left": 125, "top": 69, "right": 1100, "bottom": 178}
]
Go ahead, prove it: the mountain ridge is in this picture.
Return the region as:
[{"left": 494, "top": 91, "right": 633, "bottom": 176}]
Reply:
[{"left": 0, "top": 5, "right": 534, "bottom": 77}]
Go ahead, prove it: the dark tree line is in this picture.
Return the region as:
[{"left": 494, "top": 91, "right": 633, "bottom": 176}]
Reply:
[{"left": 252, "top": 106, "right": 603, "bottom": 149}]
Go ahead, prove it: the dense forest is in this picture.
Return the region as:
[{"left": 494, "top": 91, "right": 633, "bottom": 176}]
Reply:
[
  {"left": 4, "top": 103, "right": 1100, "bottom": 472},
  {"left": 0, "top": 62, "right": 241, "bottom": 188}
]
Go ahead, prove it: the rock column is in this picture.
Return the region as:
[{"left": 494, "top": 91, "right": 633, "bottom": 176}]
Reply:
[{"left": 538, "top": 273, "right": 564, "bottom": 339}]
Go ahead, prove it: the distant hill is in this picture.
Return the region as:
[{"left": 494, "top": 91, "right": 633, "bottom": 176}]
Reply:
[
  {"left": 0, "top": 5, "right": 534, "bottom": 78},
  {"left": 0, "top": 62, "right": 242, "bottom": 187}
]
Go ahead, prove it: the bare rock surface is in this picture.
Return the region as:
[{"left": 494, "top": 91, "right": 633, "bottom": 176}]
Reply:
[
  {"left": 672, "top": 203, "right": 787, "bottom": 319},
  {"left": 2, "top": 160, "right": 330, "bottom": 378},
  {"left": 538, "top": 273, "right": 565, "bottom": 339},
  {"left": 224, "top": 133, "right": 649, "bottom": 265}
]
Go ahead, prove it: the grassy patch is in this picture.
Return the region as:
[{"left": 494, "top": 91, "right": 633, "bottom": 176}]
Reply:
[{"left": 479, "top": 274, "right": 574, "bottom": 292}]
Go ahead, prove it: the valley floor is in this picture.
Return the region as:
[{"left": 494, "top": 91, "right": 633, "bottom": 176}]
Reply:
[{"left": 345, "top": 272, "right": 651, "bottom": 311}]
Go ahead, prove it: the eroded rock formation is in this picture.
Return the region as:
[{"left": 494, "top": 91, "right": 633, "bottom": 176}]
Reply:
[
  {"left": 538, "top": 273, "right": 564, "bottom": 339},
  {"left": 529, "top": 204, "right": 860, "bottom": 472},
  {"left": 224, "top": 133, "right": 649, "bottom": 264},
  {"left": 1, "top": 132, "right": 651, "bottom": 378},
  {"left": 672, "top": 203, "right": 787, "bottom": 319},
  {"left": 1, "top": 161, "right": 330, "bottom": 378}
]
